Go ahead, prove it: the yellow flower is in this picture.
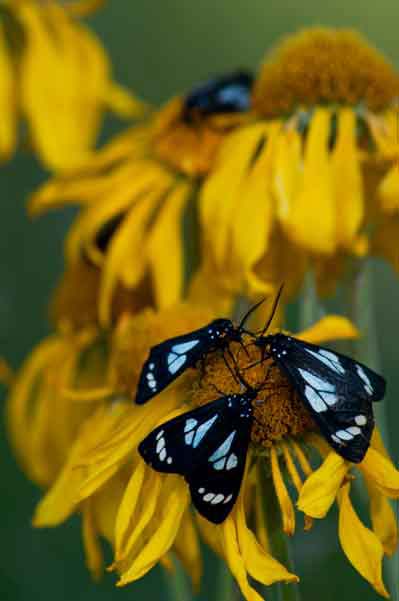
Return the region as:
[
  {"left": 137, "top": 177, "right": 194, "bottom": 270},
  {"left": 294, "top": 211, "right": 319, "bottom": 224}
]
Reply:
[
  {"left": 30, "top": 28, "right": 399, "bottom": 316},
  {"left": 198, "top": 28, "right": 399, "bottom": 298},
  {"left": 21, "top": 304, "right": 396, "bottom": 599},
  {"left": 0, "top": 0, "right": 143, "bottom": 170},
  {"left": 27, "top": 72, "right": 253, "bottom": 325}
]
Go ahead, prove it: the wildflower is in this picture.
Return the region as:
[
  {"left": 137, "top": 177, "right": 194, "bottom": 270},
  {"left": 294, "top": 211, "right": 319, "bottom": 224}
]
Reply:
[
  {"left": 0, "top": 0, "right": 143, "bottom": 170},
  {"left": 24, "top": 304, "right": 396, "bottom": 599},
  {"left": 199, "top": 28, "right": 399, "bottom": 297},
  {"left": 28, "top": 71, "right": 253, "bottom": 324}
]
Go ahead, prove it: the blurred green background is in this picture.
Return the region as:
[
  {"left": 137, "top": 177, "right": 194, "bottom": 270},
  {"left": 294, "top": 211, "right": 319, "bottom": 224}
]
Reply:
[{"left": 1, "top": 1, "right": 399, "bottom": 600}]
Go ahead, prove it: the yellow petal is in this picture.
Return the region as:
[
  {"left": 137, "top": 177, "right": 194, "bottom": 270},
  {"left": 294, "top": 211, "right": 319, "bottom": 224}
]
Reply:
[
  {"left": 230, "top": 123, "right": 281, "bottom": 281},
  {"left": 366, "top": 480, "right": 398, "bottom": 557},
  {"left": 219, "top": 515, "right": 264, "bottom": 601},
  {"left": 114, "top": 459, "right": 146, "bottom": 556},
  {"left": 105, "top": 82, "right": 149, "bottom": 119},
  {"left": 98, "top": 182, "right": 170, "bottom": 326},
  {"left": 236, "top": 479, "right": 299, "bottom": 585},
  {"left": 18, "top": 3, "right": 109, "bottom": 171},
  {"left": 174, "top": 511, "right": 202, "bottom": 592},
  {"left": 297, "top": 314, "right": 359, "bottom": 344},
  {"left": 338, "top": 483, "right": 389, "bottom": 598},
  {"left": 82, "top": 500, "right": 103, "bottom": 581},
  {"left": 274, "top": 128, "right": 302, "bottom": 226},
  {"left": 0, "top": 23, "right": 16, "bottom": 160},
  {"left": 65, "top": 0, "right": 105, "bottom": 17},
  {"left": 282, "top": 108, "right": 336, "bottom": 253},
  {"left": 200, "top": 123, "right": 269, "bottom": 268},
  {"left": 379, "top": 166, "right": 399, "bottom": 213},
  {"left": 117, "top": 476, "right": 189, "bottom": 586},
  {"left": 298, "top": 452, "right": 349, "bottom": 519},
  {"left": 331, "top": 108, "right": 364, "bottom": 248},
  {"left": 147, "top": 182, "right": 192, "bottom": 308},
  {"left": 359, "top": 447, "right": 399, "bottom": 499},
  {"left": 270, "top": 447, "right": 295, "bottom": 535}
]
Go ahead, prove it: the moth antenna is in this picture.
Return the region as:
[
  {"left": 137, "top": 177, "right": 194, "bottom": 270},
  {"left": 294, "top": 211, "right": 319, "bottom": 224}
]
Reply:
[
  {"left": 258, "top": 283, "right": 284, "bottom": 337},
  {"left": 238, "top": 297, "right": 266, "bottom": 331}
]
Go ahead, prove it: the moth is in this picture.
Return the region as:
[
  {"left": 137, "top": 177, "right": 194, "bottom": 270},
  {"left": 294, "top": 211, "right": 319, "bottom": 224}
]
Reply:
[
  {"left": 254, "top": 333, "right": 386, "bottom": 463},
  {"left": 183, "top": 70, "right": 253, "bottom": 120},
  {"left": 134, "top": 300, "right": 262, "bottom": 405},
  {"left": 139, "top": 379, "right": 260, "bottom": 523}
]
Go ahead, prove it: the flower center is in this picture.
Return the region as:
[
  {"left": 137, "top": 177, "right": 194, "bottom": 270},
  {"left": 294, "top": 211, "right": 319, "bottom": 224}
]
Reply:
[
  {"left": 252, "top": 28, "right": 399, "bottom": 117},
  {"left": 190, "top": 338, "right": 315, "bottom": 449}
]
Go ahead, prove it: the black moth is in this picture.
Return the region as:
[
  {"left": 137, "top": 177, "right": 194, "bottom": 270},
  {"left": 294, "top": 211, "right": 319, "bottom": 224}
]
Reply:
[
  {"left": 183, "top": 70, "right": 253, "bottom": 120},
  {"left": 134, "top": 300, "right": 262, "bottom": 405},
  {"left": 139, "top": 385, "right": 257, "bottom": 523},
  {"left": 254, "top": 332, "right": 386, "bottom": 463}
]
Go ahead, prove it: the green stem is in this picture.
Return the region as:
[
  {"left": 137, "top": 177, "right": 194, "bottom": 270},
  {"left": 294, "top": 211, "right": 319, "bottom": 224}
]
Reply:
[
  {"left": 259, "top": 469, "right": 301, "bottom": 601},
  {"left": 165, "top": 556, "right": 192, "bottom": 601},
  {"left": 299, "top": 272, "right": 324, "bottom": 329},
  {"left": 215, "top": 562, "right": 236, "bottom": 601}
]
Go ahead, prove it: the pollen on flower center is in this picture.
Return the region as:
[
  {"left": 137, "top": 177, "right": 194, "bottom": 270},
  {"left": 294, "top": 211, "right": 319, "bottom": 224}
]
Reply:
[
  {"left": 190, "top": 338, "right": 315, "bottom": 449},
  {"left": 252, "top": 28, "right": 399, "bottom": 117}
]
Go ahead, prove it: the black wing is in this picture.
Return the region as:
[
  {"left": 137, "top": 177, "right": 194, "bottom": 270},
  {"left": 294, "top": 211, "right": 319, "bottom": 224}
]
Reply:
[
  {"left": 135, "top": 326, "right": 211, "bottom": 405},
  {"left": 266, "top": 334, "right": 386, "bottom": 462},
  {"left": 138, "top": 393, "right": 254, "bottom": 523}
]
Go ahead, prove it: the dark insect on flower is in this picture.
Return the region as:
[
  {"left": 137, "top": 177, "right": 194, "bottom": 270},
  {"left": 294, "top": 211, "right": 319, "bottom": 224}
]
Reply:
[
  {"left": 134, "top": 300, "right": 263, "bottom": 405},
  {"left": 139, "top": 368, "right": 265, "bottom": 523},
  {"left": 183, "top": 70, "right": 253, "bottom": 120},
  {"left": 249, "top": 286, "right": 386, "bottom": 463},
  {"left": 254, "top": 332, "right": 386, "bottom": 463}
]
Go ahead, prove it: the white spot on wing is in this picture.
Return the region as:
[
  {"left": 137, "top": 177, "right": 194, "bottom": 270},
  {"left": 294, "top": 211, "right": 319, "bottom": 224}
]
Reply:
[
  {"left": 298, "top": 369, "right": 335, "bottom": 392},
  {"left": 211, "top": 494, "right": 225, "bottom": 504},
  {"left": 305, "top": 348, "right": 345, "bottom": 375},
  {"left": 213, "top": 458, "right": 226, "bottom": 470},
  {"left": 168, "top": 354, "right": 186, "bottom": 374},
  {"left": 226, "top": 453, "right": 238, "bottom": 470},
  {"left": 159, "top": 448, "right": 167, "bottom": 461},
  {"left": 346, "top": 426, "right": 361, "bottom": 436},
  {"left": 156, "top": 430, "right": 164, "bottom": 440},
  {"left": 223, "top": 494, "right": 233, "bottom": 504},
  {"left": 203, "top": 493, "right": 215, "bottom": 502},
  {"left": 320, "top": 391, "right": 338, "bottom": 406},
  {"left": 209, "top": 431, "right": 236, "bottom": 462},
  {"left": 193, "top": 415, "right": 218, "bottom": 448},
  {"left": 172, "top": 340, "right": 200, "bottom": 354},
  {"left": 355, "top": 415, "right": 367, "bottom": 426},
  {"left": 185, "top": 431, "right": 195, "bottom": 445},
  {"left": 336, "top": 430, "right": 353, "bottom": 441},
  {"left": 156, "top": 438, "right": 165, "bottom": 453},
  {"left": 304, "top": 385, "right": 327, "bottom": 413},
  {"left": 184, "top": 418, "right": 198, "bottom": 432},
  {"left": 356, "top": 365, "right": 373, "bottom": 395}
]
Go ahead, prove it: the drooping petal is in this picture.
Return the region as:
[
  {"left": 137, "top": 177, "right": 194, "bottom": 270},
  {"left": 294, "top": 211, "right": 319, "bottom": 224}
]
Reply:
[
  {"left": 230, "top": 123, "right": 281, "bottom": 283},
  {"left": 331, "top": 108, "right": 364, "bottom": 248},
  {"left": 235, "top": 478, "right": 299, "bottom": 586},
  {"left": 281, "top": 108, "right": 337, "bottom": 254},
  {"left": 298, "top": 452, "right": 349, "bottom": 518},
  {"left": 358, "top": 447, "right": 399, "bottom": 499},
  {"left": 338, "top": 483, "right": 389, "bottom": 598},
  {"left": 297, "top": 314, "right": 359, "bottom": 344},
  {"left": 378, "top": 166, "right": 399, "bottom": 213},
  {"left": 270, "top": 447, "right": 295, "bottom": 535},
  {"left": 218, "top": 515, "right": 264, "bottom": 601},
  {"left": 116, "top": 476, "right": 189, "bottom": 586},
  {"left": 366, "top": 480, "right": 398, "bottom": 557},
  {"left": 200, "top": 123, "right": 269, "bottom": 268},
  {"left": 82, "top": 499, "right": 103, "bottom": 581},
  {"left": 174, "top": 510, "right": 202, "bottom": 592},
  {"left": 147, "top": 182, "right": 192, "bottom": 308}
]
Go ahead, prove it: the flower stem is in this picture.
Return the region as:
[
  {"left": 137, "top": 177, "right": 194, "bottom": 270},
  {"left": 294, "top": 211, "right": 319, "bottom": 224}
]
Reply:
[
  {"left": 215, "top": 562, "right": 236, "bottom": 601},
  {"left": 259, "top": 469, "right": 301, "bottom": 601},
  {"left": 166, "top": 557, "right": 192, "bottom": 601}
]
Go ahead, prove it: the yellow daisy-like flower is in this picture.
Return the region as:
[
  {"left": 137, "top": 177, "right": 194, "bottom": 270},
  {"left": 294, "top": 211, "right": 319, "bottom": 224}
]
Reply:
[
  {"left": 0, "top": 0, "right": 143, "bottom": 170},
  {"left": 28, "top": 71, "right": 253, "bottom": 325},
  {"left": 18, "top": 304, "right": 398, "bottom": 599},
  {"left": 28, "top": 28, "right": 399, "bottom": 322}
]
